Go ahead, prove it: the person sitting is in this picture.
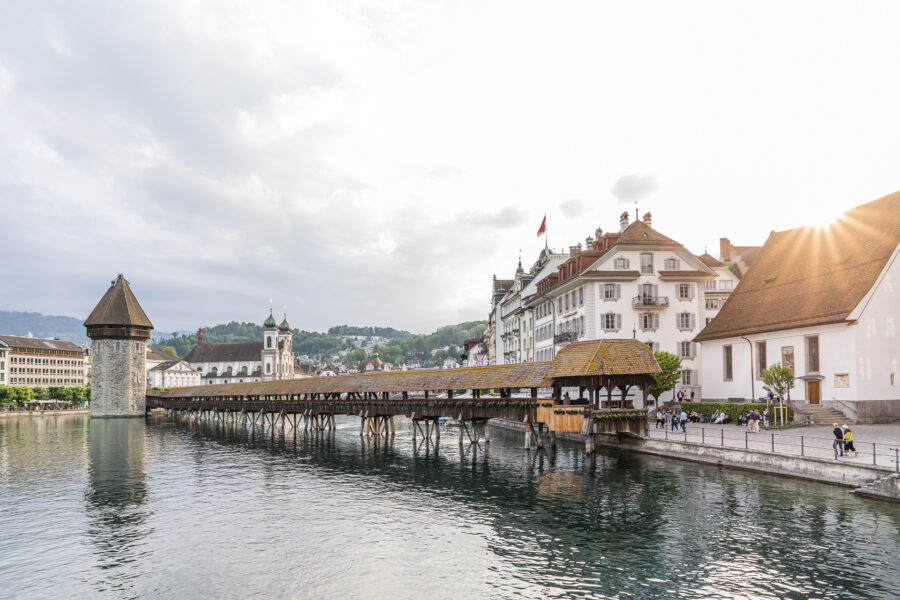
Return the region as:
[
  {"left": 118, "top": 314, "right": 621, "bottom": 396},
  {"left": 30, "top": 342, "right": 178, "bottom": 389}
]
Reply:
[
  {"left": 714, "top": 411, "right": 727, "bottom": 424},
  {"left": 698, "top": 413, "right": 705, "bottom": 423}
]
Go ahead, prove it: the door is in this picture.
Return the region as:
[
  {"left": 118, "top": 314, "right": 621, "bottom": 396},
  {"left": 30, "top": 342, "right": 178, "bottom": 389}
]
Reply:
[{"left": 807, "top": 380, "right": 821, "bottom": 404}]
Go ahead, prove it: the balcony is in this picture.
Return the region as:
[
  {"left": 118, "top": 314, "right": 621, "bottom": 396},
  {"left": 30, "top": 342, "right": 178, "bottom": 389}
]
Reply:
[
  {"left": 632, "top": 295, "right": 669, "bottom": 308},
  {"left": 554, "top": 331, "right": 577, "bottom": 344}
]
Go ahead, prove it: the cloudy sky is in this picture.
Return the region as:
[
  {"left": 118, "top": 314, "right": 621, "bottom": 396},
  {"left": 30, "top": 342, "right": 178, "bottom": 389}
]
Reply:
[{"left": 2, "top": 1, "right": 899, "bottom": 334}]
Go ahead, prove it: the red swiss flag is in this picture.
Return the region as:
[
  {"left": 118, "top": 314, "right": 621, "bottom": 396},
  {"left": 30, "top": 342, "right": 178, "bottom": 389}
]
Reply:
[{"left": 537, "top": 215, "right": 547, "bottom": 237}]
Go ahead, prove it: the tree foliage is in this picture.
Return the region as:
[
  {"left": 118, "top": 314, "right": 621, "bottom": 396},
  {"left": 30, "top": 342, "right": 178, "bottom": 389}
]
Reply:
[
  {"left": 762, "top": 362, "right": 795, "bottom": 403},
  {"left": 0, "top": 385, "right": 90, "bottom": 408},
  {"left": 649, "top": 351, "right": 682, "bottom": 401}
]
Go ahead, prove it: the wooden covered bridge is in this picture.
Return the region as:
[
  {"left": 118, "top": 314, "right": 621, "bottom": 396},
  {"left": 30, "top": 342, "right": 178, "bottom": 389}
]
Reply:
[{"left": 146, "top": 339, "right": 662, "bottom": 452}]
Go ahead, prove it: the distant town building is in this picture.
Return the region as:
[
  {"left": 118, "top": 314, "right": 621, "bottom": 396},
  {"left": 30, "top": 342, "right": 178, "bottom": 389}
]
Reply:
[
  {"left": 0, "top": 334, "right": 87, "bottom": 387},
  {"left": 184, "top": 309, "right": 295, "bottom": 385},
  {"left": 0, "top": 339, "right": 8, "bottom": 385},
  {"left": 718, "top": 237, "right": 762, "bottom": 279},
  {"left": 84, "top": 274, "right": 154, "bottom": 416},
  {"left": 696, "top": 191, "right": 900, "bottom": 420},
  {"left": 147, "top": 359, "right": 201, "bottom": 388},
  {"left": 357, "top": 356, "right": 385, "bottom": 372},
  {"left": 488, "top": 276, "right": 513, "bottom": 365}
]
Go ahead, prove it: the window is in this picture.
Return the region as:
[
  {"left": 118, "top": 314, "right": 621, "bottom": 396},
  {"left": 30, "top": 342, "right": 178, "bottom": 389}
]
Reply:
[
  {"left": 720, "top": 280, "right": 733, "bottom": 290},
  {"left": 704, "top": 280, "right": 717, "bottom": 290},
  {"left": 706, "top": 317, "right": 713, "bottom": 326},
  {"left": 665, "top": 258, "right": 680, "bottom": 270},
  {"left": 681, "top": 369, "right": 694, "bottom": 385},
  {"left": 614, "top": 257, "right": 630, "bottom": 269},
  {"left": 579, "top": 316, "right": 584, "bottom": 335},
  {"left": 266, "top": 363, "right": 272, "bottom": 374},
  {"left": 640, "top": 253, "right": 654, "bottom": 274},
  {"left": 267, "top": 336, "right": 273, "bottom": 348},
  {"left": 679, "top": 341, "right": 695, "bottom": 359},
  {"left": 603, "top": 284, "right": 620, "bottom": 300},
  {"left": 644, "top": 340, "right": 659, "bottom": 353},
  {"left": 678, "top": 283, "right": 692, "bottom": 300},
  {"left": 806, "top": 335, "right": 819, "bottom": 373},
  {"left": 579, "top": 287, "right": 584, "bottom": 305},
  {"left": 641, "top": 313, "right": 659, "bottom": 330},
  {"left": 705, "top": 298, "right": 720, "bottom": 310},
  {"left": 603, "top": 313, "right": 621, "bottom": 331},
  {"left": 756, "top": 341, "right": 767, "bottom": 379},
  {"left": 558, "top": 298, "right": 562, "bottom": 312},
  {"left": 564, "top": 294, "right": 570, "bottom": 310},
  {"left": 677, "top": 313, "right": 695, "bottom": 330}
]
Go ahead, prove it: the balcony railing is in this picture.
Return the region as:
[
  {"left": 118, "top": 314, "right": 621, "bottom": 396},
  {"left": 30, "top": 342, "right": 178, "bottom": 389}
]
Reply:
[
  {"left": 632, "top": 295, "right": 669, "bottom": 308},
  {"left": 554, "top": 331, "right": 577, "bottom": 344}
]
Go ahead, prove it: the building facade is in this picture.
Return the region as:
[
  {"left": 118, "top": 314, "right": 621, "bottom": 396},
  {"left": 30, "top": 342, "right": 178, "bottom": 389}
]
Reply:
[
  {"left": 184, "top": 310, "right": 295, "bottom": 385},
  {"left": 0, "top": 335, "right": 87, "bottom": 387},
  {"left": 147, "top": 360, "right": 202, "bottom": 388},
  {"left": 697, "top": 253, "right": 741, "bottom": 327},
  {"left": 695, "top": 191, "right": 900, "bottom": 422},
  {"left": 84, "top": 274, "right": 154, "bottom": 417}
]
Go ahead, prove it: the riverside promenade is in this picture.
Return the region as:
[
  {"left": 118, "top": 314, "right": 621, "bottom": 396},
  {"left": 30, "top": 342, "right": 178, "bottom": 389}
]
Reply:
[{"left": 647, "top": 421, "right": 900, "bottom": 469}]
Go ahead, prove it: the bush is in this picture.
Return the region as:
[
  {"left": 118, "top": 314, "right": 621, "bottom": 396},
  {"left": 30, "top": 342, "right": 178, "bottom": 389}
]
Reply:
[{"left": 677, "top": 402, "right": 793, "bottom": 423}]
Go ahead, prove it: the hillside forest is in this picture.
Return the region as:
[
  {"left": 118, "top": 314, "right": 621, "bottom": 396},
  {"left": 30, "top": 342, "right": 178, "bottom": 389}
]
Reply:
[{"left": 150, "top": 321, "right": 488, "bottom": 368}]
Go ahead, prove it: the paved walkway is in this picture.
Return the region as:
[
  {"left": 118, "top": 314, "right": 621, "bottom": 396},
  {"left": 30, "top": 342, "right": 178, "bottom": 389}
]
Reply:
[{"left": 647, "top": 421, "right": 900, "bottom": 470}]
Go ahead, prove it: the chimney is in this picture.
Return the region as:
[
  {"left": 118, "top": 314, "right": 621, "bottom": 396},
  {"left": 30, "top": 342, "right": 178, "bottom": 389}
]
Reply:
[
  {"left": 642, "top": 211, "right": 652, "bottom": 227},
  {"left": 719, "top": 237, "right": 732, "bottom": 262},
  {"left": 585, "top": 236, "right": 593, "bottom": 246},
  {"left": 569, "top": 245, "right": 579, "bottom": 257},
  {"left": 595, "top": 227, "right": 603, "bottom": 239},
  {"left": 619, "top": 211, "right": 630, "bottom": 232},
  {"left": 197, "top": 328, "right": 203, "bottom": 345}
]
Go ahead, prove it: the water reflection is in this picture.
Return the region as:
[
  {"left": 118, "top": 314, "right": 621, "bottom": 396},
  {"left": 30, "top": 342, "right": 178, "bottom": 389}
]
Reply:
[{"left": 86, "top": 418, "right": 150, "bottom": 593}]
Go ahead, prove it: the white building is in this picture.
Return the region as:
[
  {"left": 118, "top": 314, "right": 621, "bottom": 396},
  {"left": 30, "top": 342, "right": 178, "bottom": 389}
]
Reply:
[
  {"left": 499, "top": 259, "right": 532, "bottom": 364},
  {"left": 695, "top": 191, "right": 900, "bottom": 423},
  {"left": 184, "top": 309, "right": 295, "bottom": 385},
  {"left": 488, "top": 277, "right": 513, "bottom": 365},
  {"left": 147, "top": 360, "right": 201, "bottom": 388},
  {"left": 697, "top": 253, "right": 741, "bottom": 327},
  {"left": 0, "top": 339, "right": 8, "bottom": 386}
]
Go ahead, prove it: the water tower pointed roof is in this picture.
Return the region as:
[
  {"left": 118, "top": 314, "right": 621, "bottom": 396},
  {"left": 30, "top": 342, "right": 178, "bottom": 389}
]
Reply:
[{"left": 84, "top": 274, "right": 153, "bottom": 329}]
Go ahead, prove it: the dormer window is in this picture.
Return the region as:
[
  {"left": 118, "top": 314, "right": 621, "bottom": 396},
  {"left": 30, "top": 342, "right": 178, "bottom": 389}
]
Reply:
[
  {"left": 614, "top": 257, "right": 629, "bottom": 269},
  {"left": 665, "top": 258, "right": 680, "bottom": 270}
]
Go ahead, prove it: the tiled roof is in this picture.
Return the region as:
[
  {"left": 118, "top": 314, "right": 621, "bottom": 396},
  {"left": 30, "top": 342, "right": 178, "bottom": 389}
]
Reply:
[
  {"left": 147, "top": 347, "right": 177, "bottom": 362},
  {"left": 84, "top": 274, "right": 153, "bottom": 328},
  {"left": 158, "top": 340, "right": 661, "bottom": 398},
  {"left": 0, "top": 335, "right": 84, "bottom": 353},
  {"left": 698, "top": 253, "right": 724, "bottom": 268},
  {"left": 616, "top": 219, "right": 679, "bottom": 246},
  {"left": 657, "top": 270, "right": 716, "bottom": 279},
  {"left": 184, "top": 341, "right": 264, "bottom": 363},
  {"left": 548, "top": 340, "right": 661, "bottom": 378},
  {"left": 695, "top": 190, "right": 900, "bottom": 341}
]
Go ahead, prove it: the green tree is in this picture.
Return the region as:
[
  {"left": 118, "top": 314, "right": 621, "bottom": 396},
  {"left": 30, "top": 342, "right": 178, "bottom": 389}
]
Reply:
[
  {"left": 0, "top": 385, "right": 11, "bottom": 408},
  {"left": 32, "top": 387, "right": 50, "bottom": 401},
  {"left": 161, "top": 346, "right": 179, "bottom": 358},
  {"left": 762, "top": 362, "right": 795, "bottom": 405},
  {"left": 649, "top": 351, "right": 682, "bottom": 403}
]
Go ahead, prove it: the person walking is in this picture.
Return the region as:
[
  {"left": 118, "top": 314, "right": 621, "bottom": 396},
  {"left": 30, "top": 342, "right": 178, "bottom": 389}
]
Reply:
[
  {"left": 670, "top": 410, "right": 678, "bottom": 431},
  {"left": 680, "top": 409, "right": 688, "bottom": 433},
  {"left": 656, "top": 410, "right": 665, "bottom": 430},
  {"left": 690, "top": 389, "right": 696, "bottom": 402},
  {"left": 832, "top": 423, "right": 845, "bottom": 458},
  {"left": 842, "top": 425, "right": 857, "bottom": 456},
  {"left": 763, "top": 408, "right": 770, "bottom": 430}
]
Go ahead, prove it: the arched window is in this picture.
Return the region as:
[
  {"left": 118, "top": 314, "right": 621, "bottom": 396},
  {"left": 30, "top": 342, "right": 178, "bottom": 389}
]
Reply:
[
  {"left": 267, "top": 337, "right": 272, "bottom": 348},
  {"left": 266, "top": 363, "right": 271, "bottom": 373}
]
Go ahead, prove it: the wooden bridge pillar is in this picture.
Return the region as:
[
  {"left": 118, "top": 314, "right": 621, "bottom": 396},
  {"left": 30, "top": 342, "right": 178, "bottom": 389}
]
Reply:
[
  {"left": 483, "top": 419, "right": 490, "bottom": 443},
  {"left": 524, "top": 418, "right": 532, "bottom": 450}
]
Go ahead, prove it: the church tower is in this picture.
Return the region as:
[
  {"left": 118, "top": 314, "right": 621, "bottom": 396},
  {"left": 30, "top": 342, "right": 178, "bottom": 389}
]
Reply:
[
  {"left": 278, "top": 313, "right": 293, "bottom": 378},
  {"left": 261, "top": 308, "right": 278, "bottom": 381},
  {"left": 84, "top": 274, "right": 153, "bottom": 417}
]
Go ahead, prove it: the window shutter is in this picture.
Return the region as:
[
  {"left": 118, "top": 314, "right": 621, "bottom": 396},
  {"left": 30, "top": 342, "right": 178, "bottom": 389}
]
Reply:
[
  {"left": 652, "top": 284, "right": 659, "bottom": 297},
  {"left": 691, "top": 342, "right": 696, "bottom": 358},
  {"left": 653, "top": 314, "right": 659, "bottom": 330},
  {"left": 615, "top": 284, "right": 621, "bottom": 299},
  {"left": 690, "top": 313, "right": 696, "bottom": 329},
  {"left": 689, "top": 284, "right": 694, "bottom": 300},
  {"left": 615, "top": 314, "right": 621, "bottom": 330}
]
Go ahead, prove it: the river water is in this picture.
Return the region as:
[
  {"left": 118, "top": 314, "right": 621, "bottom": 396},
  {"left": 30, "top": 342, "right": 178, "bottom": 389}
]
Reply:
[{"left": 0, "top": 414, "right": 897, "bottom": 599}]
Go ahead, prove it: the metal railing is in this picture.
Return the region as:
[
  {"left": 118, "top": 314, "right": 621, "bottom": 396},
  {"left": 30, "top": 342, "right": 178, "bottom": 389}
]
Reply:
[
  {"left": 647, "top": 424, "right": 900, "bottom": 470},
  {"left": 554, "top": 331, "right": 577, "bottom": 344},
  {"left": 632, "top": 296, "right": 669, "bottom": 307}
]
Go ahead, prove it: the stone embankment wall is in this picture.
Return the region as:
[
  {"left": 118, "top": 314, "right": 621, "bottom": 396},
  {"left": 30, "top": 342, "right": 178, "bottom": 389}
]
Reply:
[
  {"left": 0, "top": 410, "right": 90, "bottom": 419},
  {"left": 91, "top": 339, "right": 146, "bottom": 417},
  {"left": 489, "top": 418, "right": 897, "bottom": 500}
]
